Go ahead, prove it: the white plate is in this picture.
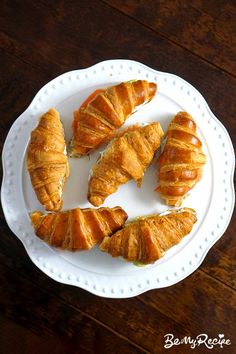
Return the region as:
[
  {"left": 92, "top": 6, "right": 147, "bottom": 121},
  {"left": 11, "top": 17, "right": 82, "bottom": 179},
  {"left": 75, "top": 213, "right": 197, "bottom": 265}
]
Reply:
[{"left": 1, "top": 60, "right": 235, "bottom": 298}]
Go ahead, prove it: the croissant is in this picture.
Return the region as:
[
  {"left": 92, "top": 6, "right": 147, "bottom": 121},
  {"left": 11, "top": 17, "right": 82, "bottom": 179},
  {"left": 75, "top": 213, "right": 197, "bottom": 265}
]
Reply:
[
  {"left": 30, "top": 206, "right": 128, "bottom": 250},
  {"left": 100, "top": 208, "right": 197, "bottom": 264},
  {"left": 27, "top": 108, "right": 69, "bottom": 212},
  {"left": 88, "top": 122, "right": 164, "bottom": 206},
  {"left": 156, "top": 112, "right": 206, "bottom": 206},
  {"left": 69, "top": 80, "right": 157, "bottom": 157}
]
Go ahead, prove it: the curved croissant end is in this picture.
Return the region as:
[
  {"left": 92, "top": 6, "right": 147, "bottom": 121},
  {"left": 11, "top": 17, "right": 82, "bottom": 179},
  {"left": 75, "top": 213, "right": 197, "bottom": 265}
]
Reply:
[
  {"left": 156, "top": 112, "right": 206, "bottom": 206},
  {"left": 30, "top": 206, "right": 128, "bottom": 251},
  {"left": 100, "top": 208, "right": 197, "bottom": 264},
  {"left": 27, "top": 108, "right": 69, "bottom": 211},
  {"left": 69, "top": 80, "right": 157, "bottom": 157},
  {"left": 88, "top": 122, "right": 164, "bottom": 207}
]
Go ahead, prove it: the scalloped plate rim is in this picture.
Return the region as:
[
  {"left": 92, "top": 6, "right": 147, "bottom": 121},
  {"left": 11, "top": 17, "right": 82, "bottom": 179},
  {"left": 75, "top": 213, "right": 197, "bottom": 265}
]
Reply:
[{"left": 1, "top": 59, "right": 235, "bottom": 298}]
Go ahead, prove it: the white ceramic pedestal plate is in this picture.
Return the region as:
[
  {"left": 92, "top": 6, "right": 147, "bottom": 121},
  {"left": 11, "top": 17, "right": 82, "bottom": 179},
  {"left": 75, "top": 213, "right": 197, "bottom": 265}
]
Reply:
[{"left": 1, "top": 60, "right": 235, "bottom": 298}]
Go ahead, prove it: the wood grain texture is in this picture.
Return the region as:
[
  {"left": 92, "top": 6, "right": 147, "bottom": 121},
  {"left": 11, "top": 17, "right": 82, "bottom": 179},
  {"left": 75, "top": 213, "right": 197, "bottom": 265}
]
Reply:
[
  {"left": 0, "top": 316, "right": 75, "bottom": 354},
  {"left": 200, "top": 211, "right": 236, "bottom": 290},
  {"left": 104, "top": 0, "right": 236, "bottom": 75},
  {"left": 0, "top": 0, "right": 235, "bottom": 353},
  {"left": 0, "top": 264, "right": 146, "bottom": 354}
]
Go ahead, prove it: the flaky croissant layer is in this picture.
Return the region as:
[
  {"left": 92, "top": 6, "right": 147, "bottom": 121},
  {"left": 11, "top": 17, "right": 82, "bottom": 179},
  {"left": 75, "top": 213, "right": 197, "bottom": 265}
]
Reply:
[
  {"left": 69, "top": 80, "right": 157, "bottom": 156},
  {"left": 88, "top": 122, "right": 164, "bottom": 206},
  {"left": 27, "top": 108, "right": 69, "bottom": 211},
  {"left": 30, "top": 206, "right": 128, "bottom": 251},
  {"left": 100, "top": 208, "right": 197, "bottom": 264},
  {"left": 156, "top": 111, "right": 206, "bottom": 206}
]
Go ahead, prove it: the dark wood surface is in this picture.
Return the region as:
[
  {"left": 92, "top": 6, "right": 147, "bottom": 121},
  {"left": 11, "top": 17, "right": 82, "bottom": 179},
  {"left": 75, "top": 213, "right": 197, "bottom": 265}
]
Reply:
[{"left": 0, "top": 1, "right": 235, "bottom": 353}]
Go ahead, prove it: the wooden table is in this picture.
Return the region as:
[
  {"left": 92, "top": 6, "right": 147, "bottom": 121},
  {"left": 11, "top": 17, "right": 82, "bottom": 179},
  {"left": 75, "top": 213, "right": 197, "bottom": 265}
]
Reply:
[{"left": 1, "top": 1, "right": 235, "bottom": 353}]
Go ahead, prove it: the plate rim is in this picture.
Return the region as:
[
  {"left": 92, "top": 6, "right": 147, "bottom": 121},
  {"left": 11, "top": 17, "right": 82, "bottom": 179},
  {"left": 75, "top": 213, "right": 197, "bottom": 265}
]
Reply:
[{"left": 1, "top": 59, "right": 235, "bottom": 298}]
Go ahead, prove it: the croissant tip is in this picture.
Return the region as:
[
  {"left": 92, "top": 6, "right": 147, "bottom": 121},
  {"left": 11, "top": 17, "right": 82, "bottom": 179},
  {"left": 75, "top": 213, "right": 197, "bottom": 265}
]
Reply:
[
  {"left": 179, "top": 207, "right": 197, "bottom": 216},
  {"left": 167, "top": 200, "right": 183, "bottom": 207},
  {"left": 88, "top": 196, "right": 103, "bottom": 207},
  {"left": 45, "top": 108, "right": 60, "bottom": 119},
  {"left": 67, "top": 149, "right": 83, "bottom": 158},
  {"left": 29, "top": 211, "right": 43, "bottom": 228},
  {"left": 49, "top": 107, "right": 58, "bottom": 113}
]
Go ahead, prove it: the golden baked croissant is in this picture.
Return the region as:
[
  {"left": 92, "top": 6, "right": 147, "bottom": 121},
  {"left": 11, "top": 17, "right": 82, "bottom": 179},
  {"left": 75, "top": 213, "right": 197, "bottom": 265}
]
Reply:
[
  {"left": 69, "top": 80, "right": 157, "bottom": 157},
  {"left": 27, "top": 108, "right": 69, "bottom": 212},
  {"left": 100, "top": 208, "right": 197, "bottom": 264},
  {"left": 30, "top": 206, "right": 128, "bottom": 250},
  {"left": 156, "top": 112, "right": 206, "bottom": 206},
  {"left": 88, "top": 122, "right": 164, "bottom": 206}
]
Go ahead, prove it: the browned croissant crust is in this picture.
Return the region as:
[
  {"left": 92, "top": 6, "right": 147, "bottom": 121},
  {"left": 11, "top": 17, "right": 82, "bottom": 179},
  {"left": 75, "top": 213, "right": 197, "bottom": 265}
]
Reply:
[
  {"left": 69, "top": 80, "right": 157, "bottom": 157},
  {"left": 27, "top": 108, "right": 69, "bottom": 212},
  {"left": 88, "top": 122, "right": 164, "bottom": 207},
  {"left": 30, "top": 206, "right": 128, "bottom": 251},
  {"left": 100, "top": 208, "right": 197, "bottom": 264},
  {"left": 156, "top": 112, "right": 206, "bottom": 206}
]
